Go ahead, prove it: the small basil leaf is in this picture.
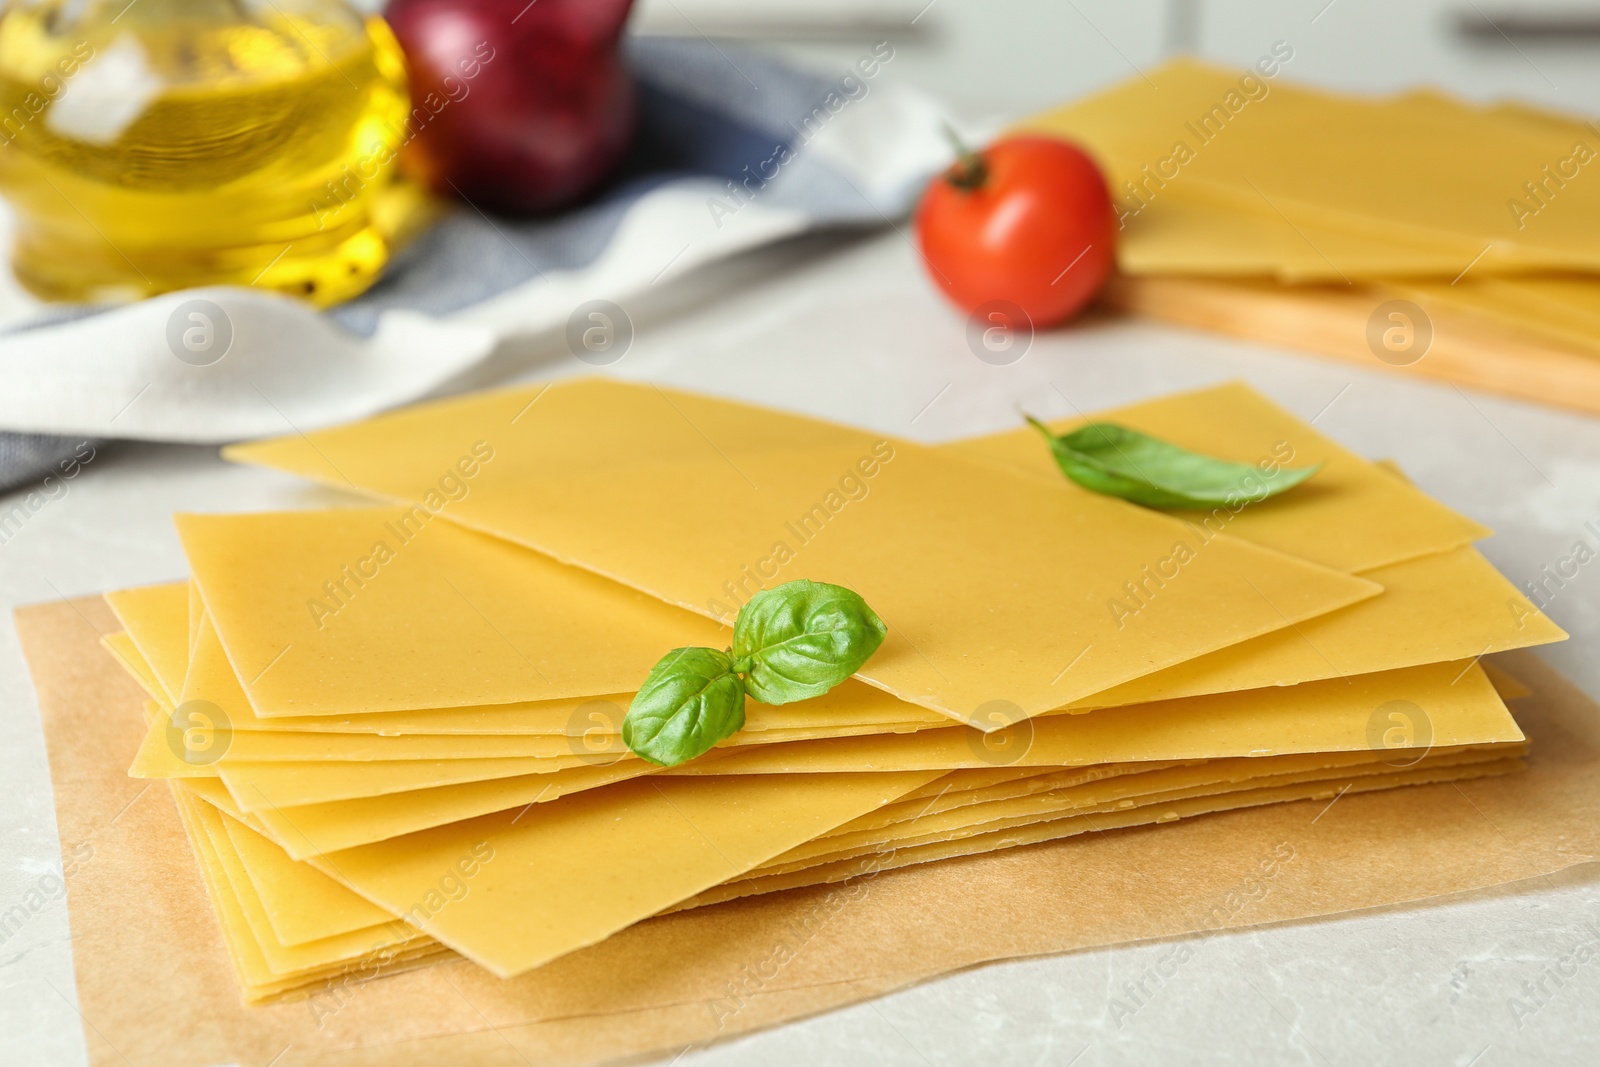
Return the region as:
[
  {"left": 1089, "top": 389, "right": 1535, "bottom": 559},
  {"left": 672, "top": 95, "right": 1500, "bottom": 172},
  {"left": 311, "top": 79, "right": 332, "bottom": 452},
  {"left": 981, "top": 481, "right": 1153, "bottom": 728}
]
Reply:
[
  {"left": 1027, "top": 417, "right": 1321, "bottom": 509},
  {"left": 622, "top": 647, "right": 746, "bottom": 767},
  {"left": 732, "top": 579, "right": 888, "bottom": 705}
]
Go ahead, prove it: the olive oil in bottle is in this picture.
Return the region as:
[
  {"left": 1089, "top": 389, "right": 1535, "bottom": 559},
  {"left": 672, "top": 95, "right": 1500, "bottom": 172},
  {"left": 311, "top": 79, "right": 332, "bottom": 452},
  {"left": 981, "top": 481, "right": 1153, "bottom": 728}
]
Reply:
[{"left": 0, "top": 0, "right": 410, "bottom": 306}]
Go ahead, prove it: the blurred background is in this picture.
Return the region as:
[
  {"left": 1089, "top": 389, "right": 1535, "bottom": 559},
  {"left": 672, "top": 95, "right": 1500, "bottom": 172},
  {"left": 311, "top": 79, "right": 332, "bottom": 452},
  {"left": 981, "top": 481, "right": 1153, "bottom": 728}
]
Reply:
[
  {"left": 2, "top": 0, "right": 1598, "bottom": 453},
  {"left": 623, "top": 0, "right": 1600, "bottom": 116}
]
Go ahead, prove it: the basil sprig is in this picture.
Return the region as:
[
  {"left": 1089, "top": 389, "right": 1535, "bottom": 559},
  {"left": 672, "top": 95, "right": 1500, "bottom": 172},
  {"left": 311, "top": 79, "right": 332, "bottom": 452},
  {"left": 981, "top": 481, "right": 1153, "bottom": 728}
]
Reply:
[
  {"left": 1026, "top": 417, "right": 1321, "bottom": 509},
  {"left": 622, "top": 579, "right": 887, "bottom": 767}
]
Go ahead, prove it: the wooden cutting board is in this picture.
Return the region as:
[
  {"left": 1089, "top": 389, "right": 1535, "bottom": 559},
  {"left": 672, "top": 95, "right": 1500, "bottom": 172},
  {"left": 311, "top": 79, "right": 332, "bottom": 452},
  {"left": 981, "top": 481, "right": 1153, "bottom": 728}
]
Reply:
[{"left": 1106, "top": 275, "right": 1600, "bottom": 417}]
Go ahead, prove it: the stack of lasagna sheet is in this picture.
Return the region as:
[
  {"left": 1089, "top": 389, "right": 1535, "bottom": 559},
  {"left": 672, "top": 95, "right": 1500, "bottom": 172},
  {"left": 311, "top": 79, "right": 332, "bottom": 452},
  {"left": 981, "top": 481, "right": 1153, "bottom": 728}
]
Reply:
[
  {"left": 97, "top": 379, "right": 1561, "bottom": 1002},
  {"left": 1023, "top": 60, "right": 1600, "bottom": 413}
]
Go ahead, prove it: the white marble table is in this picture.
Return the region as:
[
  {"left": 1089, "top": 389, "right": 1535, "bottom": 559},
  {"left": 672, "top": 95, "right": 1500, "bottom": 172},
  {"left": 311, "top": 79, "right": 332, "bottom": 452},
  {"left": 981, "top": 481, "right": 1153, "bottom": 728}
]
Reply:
[{"left": 3, "top": 226, "right": 1597, "bottom": 1065}]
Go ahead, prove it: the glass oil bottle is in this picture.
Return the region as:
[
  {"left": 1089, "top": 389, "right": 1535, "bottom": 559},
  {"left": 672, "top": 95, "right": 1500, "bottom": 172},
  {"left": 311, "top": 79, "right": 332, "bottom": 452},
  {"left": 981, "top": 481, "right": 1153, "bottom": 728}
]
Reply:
[{"left": 0, "top": 0, "right": 411, "bottom": 307}]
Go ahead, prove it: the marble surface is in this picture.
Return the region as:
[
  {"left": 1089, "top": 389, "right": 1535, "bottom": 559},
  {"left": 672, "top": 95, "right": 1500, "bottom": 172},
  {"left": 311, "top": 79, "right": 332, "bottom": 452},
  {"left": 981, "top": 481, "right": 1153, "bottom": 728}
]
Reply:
[{"left": 3, "top": 228, "right": 1598, "bottom": 1065}]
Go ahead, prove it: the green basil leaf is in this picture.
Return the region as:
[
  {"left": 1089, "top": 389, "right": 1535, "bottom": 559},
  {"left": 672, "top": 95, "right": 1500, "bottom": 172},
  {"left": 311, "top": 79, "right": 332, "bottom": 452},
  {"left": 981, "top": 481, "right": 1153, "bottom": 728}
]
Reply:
[
  {"left": 731, "top": 579, "right": 888, "bottom": 705},
  {"left": 1027, "top": 417, "right": 1321, "bottom": 509},
  {"left": 622, "top": 647, "right": 746, "bottom": 767}
]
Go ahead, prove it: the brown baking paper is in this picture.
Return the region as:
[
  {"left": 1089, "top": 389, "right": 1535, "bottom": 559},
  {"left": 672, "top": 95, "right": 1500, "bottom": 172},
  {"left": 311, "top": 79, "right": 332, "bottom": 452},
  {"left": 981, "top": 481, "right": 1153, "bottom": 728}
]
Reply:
[{"left": 19, "top": 598, "right": 1600, "bottom": 1067}]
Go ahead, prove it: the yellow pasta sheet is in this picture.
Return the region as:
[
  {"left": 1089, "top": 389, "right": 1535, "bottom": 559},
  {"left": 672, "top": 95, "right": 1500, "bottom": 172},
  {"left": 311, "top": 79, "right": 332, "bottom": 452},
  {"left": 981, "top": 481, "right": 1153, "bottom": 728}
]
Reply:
[
  {"left": 1072, "top": 543, "right": 1562, "bottom": 709},
  {"left": 160, "top": 530, "right": 1554, "bottom": 741},
  {"left": 299, "top": 771, "right": 940, "bottom": 977},
  {"left": 682, "top": 756, "right": 1528, "bottom": 910},
  {"left": 184, "top": 767, "right": 952, "bottom": 985},
  {"left": 193, "top": 798, "right": 422, "bottom": 975},
  {"left": 113, "top": 609, "right": 1528, "bottom": 853},
  {"left": 186, "top": 744, "right": 1512, "bottom": 986},
  {"left": 1018, "top": 59, "right": 1600, "bottom": 277},
  {"left": 222, "top": 658, "right": 1517, "bottom": 853},
  {"left": 191, "top": 765, "right": 1104, "bottom": 954},
  {"left": 184, "top": 603, "right": 946, "bottom": 737},
  {"left": 237, "top": 764, "right": 1113, "bottom": 856},
  {"left": 170, "top": 786, "right": 447, "bottom": 1004},
  {"left": 1107, "top": 180, "right": 1484, "bottom": 281},
  {"left": 761, "top": 746, "right": 1522, "bottom": 877},
  {"left": 221, "top": 378, "right": 1381, "bottom": 726},
  {"left": 117, "top": 535, "right": 1552, "bottom": 771},
  {"left": 104, "top": 582, "right": 191, "bottom": 703},
  {"left": 109, "top": 577, "right": 1533, "bottom": 860},
  {"left": 200, "top": 653, "right": 1512, "bottom": 807},
  {"left": 220, "top": 813, "right": 397, "bottom": 947},
  {"left": 100, "top": 632, "right": 165, "bottom": 704},
  {"left": 804, "top": 747, "right": 1480, "bottom": 845},
  {"left": 196, "top": 382, "right": 1504, "bottom": 731},
  {"left": 186, "top": 579, "right": 202, "bottom": 653},
  {"left": 115, "top": 548, "right": 1556, "bottom": 766},
  {"left": 1400, "top": 276, "right": 1600, "bottom": 359},
  {"left": 178, "top": 507, "right": 727, "bottom": 714},
  {"left": 671, "top": 661, "right": 1521, "bottom": 774},
  {"left": 234, "top": 774, "right": 629, "bottom": 854},
  {"left": 220, "top": 754, "right": 657, "bottom": 813}
]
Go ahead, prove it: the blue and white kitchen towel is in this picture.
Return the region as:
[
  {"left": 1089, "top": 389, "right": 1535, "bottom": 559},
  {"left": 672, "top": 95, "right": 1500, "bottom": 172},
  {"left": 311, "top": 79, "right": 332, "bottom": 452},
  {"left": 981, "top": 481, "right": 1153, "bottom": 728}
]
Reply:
[{"left": 0, "top": 36, "right": 953, "bottom": 489}]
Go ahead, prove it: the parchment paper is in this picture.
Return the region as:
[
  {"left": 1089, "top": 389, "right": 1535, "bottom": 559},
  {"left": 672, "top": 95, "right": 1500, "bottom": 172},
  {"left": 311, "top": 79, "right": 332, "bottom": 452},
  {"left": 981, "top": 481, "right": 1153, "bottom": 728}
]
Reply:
[{"left": 19, "top": 598, "right": 1600, "bottom": 1067}]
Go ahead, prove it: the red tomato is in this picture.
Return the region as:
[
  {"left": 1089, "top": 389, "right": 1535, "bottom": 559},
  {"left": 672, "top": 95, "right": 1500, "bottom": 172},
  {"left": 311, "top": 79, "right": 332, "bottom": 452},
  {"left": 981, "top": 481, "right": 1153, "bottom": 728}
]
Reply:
[{"left": 915, "top": 135, "right": 1116, "bottom": 328}]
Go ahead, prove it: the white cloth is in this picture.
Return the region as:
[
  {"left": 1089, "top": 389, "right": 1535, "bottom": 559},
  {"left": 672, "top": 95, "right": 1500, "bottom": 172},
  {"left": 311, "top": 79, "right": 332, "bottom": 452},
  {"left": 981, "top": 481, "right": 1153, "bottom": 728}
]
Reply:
[{"left": 0, "top": 38, "right": 953, "bottom": 450}]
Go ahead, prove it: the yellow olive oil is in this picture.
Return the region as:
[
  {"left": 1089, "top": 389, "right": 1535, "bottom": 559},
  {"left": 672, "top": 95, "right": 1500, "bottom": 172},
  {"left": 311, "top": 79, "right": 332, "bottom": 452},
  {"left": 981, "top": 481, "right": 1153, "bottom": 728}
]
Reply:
[{"left": 0, "top": 0, "right": 410, "bottom": 306}]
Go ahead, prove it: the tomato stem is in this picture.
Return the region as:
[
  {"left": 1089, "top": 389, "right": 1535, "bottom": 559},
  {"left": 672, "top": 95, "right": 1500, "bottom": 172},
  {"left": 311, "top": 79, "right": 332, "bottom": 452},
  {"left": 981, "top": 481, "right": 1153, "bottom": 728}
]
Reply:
[{"left": 941, "top": 123, "right": 988, "bottom": 192}]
